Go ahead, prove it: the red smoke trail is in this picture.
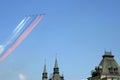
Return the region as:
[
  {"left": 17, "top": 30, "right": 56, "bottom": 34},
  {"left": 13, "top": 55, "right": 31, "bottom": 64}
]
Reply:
[{"left": 0, "top": 15, "right": 44, "bottom": 61}]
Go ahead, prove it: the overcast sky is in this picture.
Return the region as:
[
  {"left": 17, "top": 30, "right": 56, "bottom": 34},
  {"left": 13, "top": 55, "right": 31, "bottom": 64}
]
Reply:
[{"left": 0, "top": 0, "right": 120, "bottom": 80}]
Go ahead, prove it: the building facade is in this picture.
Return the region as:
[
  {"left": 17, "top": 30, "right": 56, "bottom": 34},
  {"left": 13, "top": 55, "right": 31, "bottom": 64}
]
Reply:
[
  {"left": 42, "top": 59, "right": 64, "bottom": 80},
  {"left": 88, "top": 51, "right": 120, "bottom": 80}
]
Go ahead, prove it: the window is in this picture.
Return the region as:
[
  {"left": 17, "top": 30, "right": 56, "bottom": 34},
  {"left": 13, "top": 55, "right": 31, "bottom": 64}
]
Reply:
[
  {"left": 114, "top": 68, "right": 118, "bottom": 74},
  {"left": 108, "top": 67, "right": 113, "bottom": 74}
]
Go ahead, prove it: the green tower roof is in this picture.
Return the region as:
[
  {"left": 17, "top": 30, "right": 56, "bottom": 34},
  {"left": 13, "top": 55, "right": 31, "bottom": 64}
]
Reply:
[{"left": 98, "top": 51, "right": 120, "bottom": 75}]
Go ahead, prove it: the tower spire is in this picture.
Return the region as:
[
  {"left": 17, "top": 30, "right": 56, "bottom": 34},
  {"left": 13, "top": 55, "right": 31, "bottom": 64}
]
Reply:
[
  {"left": 42, "top": 64, "right": 48, "bottom": 80},
  {"left": 43, "top": 64, "right": 47, "bottom": 73},
  {"left": 53, "top": 58, "right": 59, "bottom": 74},
  {"left": 54, "top": 58, "right": 58, "bottom": 68}
]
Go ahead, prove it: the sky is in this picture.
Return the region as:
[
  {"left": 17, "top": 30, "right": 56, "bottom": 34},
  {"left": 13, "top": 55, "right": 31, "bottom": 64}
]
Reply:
[{"left": 0, "top": 0, "right": 120, "bottom": 80}]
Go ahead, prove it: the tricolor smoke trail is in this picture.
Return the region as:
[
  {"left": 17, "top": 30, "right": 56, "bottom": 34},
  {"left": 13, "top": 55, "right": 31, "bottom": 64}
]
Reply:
[
  {"left": 4, "top": 16, "right": 31, "bottom": 47},
  {"left": 0, "top": 14, "right": 44, "bottom": 61}
]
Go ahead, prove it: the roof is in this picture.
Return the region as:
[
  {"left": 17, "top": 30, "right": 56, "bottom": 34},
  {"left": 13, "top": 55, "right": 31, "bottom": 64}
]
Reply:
[
  {"left": 98, "top": 51, "right": 120, "bottom": 75},
  {"left": 43, "top": 64, "right": 47, "bottom": 73},
  {"left": 54, "top": 58, "right": 58, "bottom": 68}
]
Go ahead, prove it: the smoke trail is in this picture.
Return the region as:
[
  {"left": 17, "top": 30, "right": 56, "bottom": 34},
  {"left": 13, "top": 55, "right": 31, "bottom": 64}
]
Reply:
[
  {"left": 19, "top": 73, "right": 26, "bottom": 80},
  {"left": 0, "top": 16, "right": 33, "bottom": 56},
  {"left": 13, "top": 17, "right": 28, "bottom": 33},
  {"left": 4, "top": 16, "right": 31, "bottom": 47},
  {"left": 3, "top": 15, "right": 37, "bottom": 52},
  {"left": 0, "top": 16, "right": 31, "bottom": 56},
  {"left": 0, "top": 45, "right": 4, "bottom": 54},
  {"left": 0, "top": 14, "right": 44, "bottom": 61},
  {"left": 3, "top": 17, "right": 28, "bottom": 46},
  {"left": 13, "top": 16, "right": 31, "bottom": 34}
]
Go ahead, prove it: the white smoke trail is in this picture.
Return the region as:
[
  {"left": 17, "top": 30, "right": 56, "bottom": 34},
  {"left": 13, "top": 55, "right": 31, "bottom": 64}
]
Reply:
[
  {"left": 19, "top": 73, "right": 26, "bottom": 80},
  {"left": 14, "top": 16, "right": 31, "bottom": 34},
  {"left": 0, "top": 45, "right": 4, "bottom": 54},
  {"left": 13, "top": 17, "right": 27, "bottom": 33}
]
